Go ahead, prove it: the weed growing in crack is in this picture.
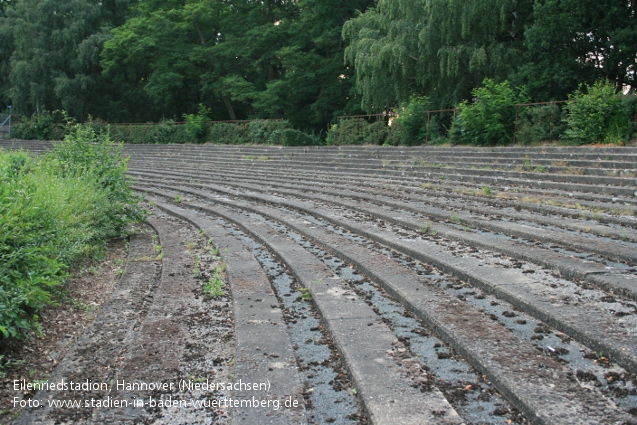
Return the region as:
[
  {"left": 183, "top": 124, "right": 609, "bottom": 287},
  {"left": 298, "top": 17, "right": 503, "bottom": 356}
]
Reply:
[
  {"left": 298, "top": 287, "right": 312, "bottom": 300},
  {"left": 482, "top": 186, "right": 493, "bottom": 196},
  {"left": 174, "top": 195, "right": 182, "bottom": 203},
  {"left": 419, "top": 224, "right": 432, "bottom": 234},
  {"left": 450, "top": 214, "right": 461, "bottom": 225},
  {"left": 204, "top": 267, "right": 225, "bottom": 297}
]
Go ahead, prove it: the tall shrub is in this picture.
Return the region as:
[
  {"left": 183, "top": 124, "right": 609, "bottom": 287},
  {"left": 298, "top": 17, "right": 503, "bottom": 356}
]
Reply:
[
  {"left": 450, "top": 79, "right": 528, "bottom": 146},
  {"left": 184, "top": 104, "right": 211, "bottom": 143},
  {"left": 564, "top": 80, "right": 636, "bottom": 145},
  {"left": 393, "top": 96, "right": 431, "bottom": 146}
]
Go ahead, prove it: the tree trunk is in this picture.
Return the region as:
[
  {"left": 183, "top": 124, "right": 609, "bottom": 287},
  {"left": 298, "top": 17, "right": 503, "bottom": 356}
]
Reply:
[{"left": 222, "top": 95, "right": 237, "bottom": 120}]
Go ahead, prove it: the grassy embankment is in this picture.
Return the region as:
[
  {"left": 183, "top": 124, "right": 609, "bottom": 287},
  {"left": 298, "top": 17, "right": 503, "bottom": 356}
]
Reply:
[{"left": 0, "top": 125, "right": 145, "bottom": 352}]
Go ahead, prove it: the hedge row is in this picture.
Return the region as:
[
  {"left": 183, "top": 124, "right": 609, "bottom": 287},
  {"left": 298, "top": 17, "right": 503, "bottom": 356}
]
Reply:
[{"left": 11, "top": 117, "right": 321, "bottom": 146}]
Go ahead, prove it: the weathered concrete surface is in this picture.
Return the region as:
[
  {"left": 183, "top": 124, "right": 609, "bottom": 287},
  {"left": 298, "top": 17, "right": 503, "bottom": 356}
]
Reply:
[{"left": 151, "top": 200, "right": 306, "bottom": 425}]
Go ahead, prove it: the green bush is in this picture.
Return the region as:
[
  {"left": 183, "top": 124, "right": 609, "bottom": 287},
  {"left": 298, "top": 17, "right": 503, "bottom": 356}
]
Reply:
[
  {"left": 564, "top": 80, "right": 636, "bottom": 144},
  {"left": 326, "top": 118, "right": 390, "bottom": 145},
  {"left": 0, "top": 125, "right": 144, "bottom": 340},
  {"left": 184, "top": 104, "right": 211, "bottom": 143},
  {"left": 451, "top": 79, "right": 529, "bottom": 146},
  {"left": 278, "top": 128, "right": 320, "bottom": 146},
  {"left": 208, "top": 120, "right": 300, "bottom": 145},
  {"left": 393, "top": 96, "right": 431, "bottom": 145},
  {"left": 516, "top": 104, "right": 565, "bottom": 144},
  {"left": 209, "top": 122, "right": 249, "bottom": 144},
  {"left": 109, "top": 122, "right": 190, "bottom": 144},
  {"left": 246, "top": 120, "right": 292, "bottom": 144},
  {"left": 11, "top": 111, "right": 67, "bottom": 141}
]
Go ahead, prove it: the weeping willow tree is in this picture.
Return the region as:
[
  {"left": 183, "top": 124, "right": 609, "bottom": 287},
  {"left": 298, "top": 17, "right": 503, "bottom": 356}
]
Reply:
[{"left": 343, "top": 0, "right": 533, "bottom": 112}]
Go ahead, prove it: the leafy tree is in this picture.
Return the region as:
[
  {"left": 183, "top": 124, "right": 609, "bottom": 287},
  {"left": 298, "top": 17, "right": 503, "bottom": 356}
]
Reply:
[
  {"left": 102, "top": 0, "right": 372, "bottom": 131},
  {"left": 519, "top": 0, "right": 637, "bottom": 100},
  {"left": 101, "top": 0, "right": 299, "bottom": 121},
  {"left": 0, "top": 3, "right": 13, "bottom": 110},
  {"left": 251, "top": 0, "right": 374, "bottom": 132},
  {"left": 343, "top": 0, "right": 533, "bottom": 111},
  {"left": 4, "top": 0, "right": 134, "bottom": 119}
]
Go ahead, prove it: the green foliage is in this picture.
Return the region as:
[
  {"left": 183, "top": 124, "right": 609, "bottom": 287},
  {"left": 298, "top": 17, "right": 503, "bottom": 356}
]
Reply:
[
  {"left": 519, "top": 0, "right": 637, "bottom": 101},
  {"left": 48, "top": 123, "right": 146, "bottom": 230},
  {"left": 564, "top": 81, "right": 636, "bottom": 145},
  {"left": 246, "top": 120, "right": 292, "bottom": 145},
  {"left": 279, "top": 128, "right": 320, "bottom": 146},
  {"left": 209, "top": 123, "right": 248, "bottom": 144},
  {"left": 392, "top": 96, "right": 451, "bottom": 145},
  {"left": 12, "top": 111, "right": 66, "bottom": 140},
  {"left": 97, "top": 0, "right": 371, "bottom": 131},
  {"left": 208, "top": 120, "right": 318, "bottom": 146},
  {"left": 204, "top": 267, "right": 225, "bottom": 297},
  {"left": 0, "top": 125, "right": 144, "bottom": 340},
  {"left": 5, "top": 0, "right": 134, "bottom": 119},
  {"left": 516, "top": 104, "right": 565, "bottom": 144},
  {"left": 109, "top": 122, "right": 190, "bottom": 145},
  {"left": 326, "top": 119, "right": 390, "bottom": 145},
  {"left": 343, "top": 0, "right": 533, "bottom": 111},
  {"left": 393, "top": 97, "right": 430, "bottom": 146},
  {"left": 184, "top": 104, "right": 211, "bottom": 143},
  {"left": 450, "top": 79, "right": 529, "bottom": 146}
]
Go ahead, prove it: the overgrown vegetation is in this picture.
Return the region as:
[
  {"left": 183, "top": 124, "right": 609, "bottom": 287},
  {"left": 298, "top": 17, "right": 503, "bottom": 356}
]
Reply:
[
  {"left": 324, "top": 78, "right": 636, "bottom": 146},
  {"left": 450, "top": 80, "right": 529, "bottom": 146},
  {"left": 3, "top": 1, "right": 636, "bottom": 146},
  {"left": 516, "top": 104, "right": 565, "bottom": 144},
  {"left": 563, "top": 80, "right": 637, "bottom": 145},
  {"left": 0, "top": 124, "right": 144, "bottom": 342},
  {"left": 326, "top": 118, "right": 393, "bottom": 146}
]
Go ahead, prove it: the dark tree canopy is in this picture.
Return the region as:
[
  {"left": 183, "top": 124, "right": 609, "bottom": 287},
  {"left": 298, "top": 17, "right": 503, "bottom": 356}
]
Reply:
[
  {"left": 518, "top": 0, "right": 637, "bottom": 100},
  {"left": 3, "top": 0, "right": 133, "bottom": 118},
  {"left": 0, "top": 0, "right": 635, "bottom": 130}
]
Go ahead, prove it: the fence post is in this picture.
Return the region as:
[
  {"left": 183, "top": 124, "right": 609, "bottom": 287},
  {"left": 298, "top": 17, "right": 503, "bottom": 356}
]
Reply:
[{"left": 426, "top": 111, "right": 431, "bottom": 144}]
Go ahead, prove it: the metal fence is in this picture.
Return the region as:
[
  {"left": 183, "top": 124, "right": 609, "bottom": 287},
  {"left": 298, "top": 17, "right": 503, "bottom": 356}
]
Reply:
[
  {"left": 337, "top": 98, "right": 637, "bottom": 144},
  {"left": 0, "top": 114, "right": 10, "bottom": 139}
]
